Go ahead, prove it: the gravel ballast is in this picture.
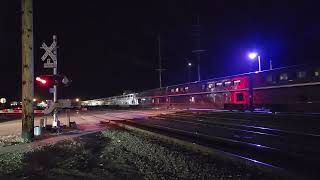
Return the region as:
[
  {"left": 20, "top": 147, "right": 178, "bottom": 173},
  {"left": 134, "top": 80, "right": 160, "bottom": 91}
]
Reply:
[{"left": 0, "top": 128, "right": 284, "bottom": 179}]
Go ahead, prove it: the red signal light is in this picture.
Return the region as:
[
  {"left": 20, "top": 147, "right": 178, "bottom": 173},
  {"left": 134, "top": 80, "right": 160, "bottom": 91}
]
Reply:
[
  {"left": 36, "top": 77, "right": 47, "bottom": 85},
  {"left": 35, "top": 74, "right": 71, "bottom": 87}
]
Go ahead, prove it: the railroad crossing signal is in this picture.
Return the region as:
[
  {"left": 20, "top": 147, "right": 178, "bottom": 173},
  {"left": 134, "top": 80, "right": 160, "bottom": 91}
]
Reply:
[
  {"left": 35, "top": 75, "right": 71, "bottom": 87},
  {"left": 40, "top": 42, "right": 57, "bottom": 68}
]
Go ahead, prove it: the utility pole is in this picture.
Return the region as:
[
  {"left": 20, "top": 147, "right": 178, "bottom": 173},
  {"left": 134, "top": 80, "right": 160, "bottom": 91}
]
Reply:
[
  {"left": 156, "top": 34, "right": 165, "bottom": 88},
  {"left": 192, "top": 16, "right": 205, "bottom": 82},
  {"left": 21, "top": 0, "right": 34, "bottom": 141}
]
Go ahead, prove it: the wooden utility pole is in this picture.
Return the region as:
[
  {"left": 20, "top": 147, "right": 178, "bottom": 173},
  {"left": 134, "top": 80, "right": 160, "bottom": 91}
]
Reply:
[{"left": 21, "top": 0, "right": 34, "bottom": 141}]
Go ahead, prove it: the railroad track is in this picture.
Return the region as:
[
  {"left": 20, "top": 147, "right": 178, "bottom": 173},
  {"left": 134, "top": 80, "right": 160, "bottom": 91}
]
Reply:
[
  {"left": 161, "top": 111, "right": 320, "bottom": 135},
  {"left": 86, "top": 111, "right": 320, "bottom": 179},
  {"left": 108, "top": 113, "right": 319, "bottom": 179},
  {"left": 171, "top": 110, "right": 320, "bottom": 124}
]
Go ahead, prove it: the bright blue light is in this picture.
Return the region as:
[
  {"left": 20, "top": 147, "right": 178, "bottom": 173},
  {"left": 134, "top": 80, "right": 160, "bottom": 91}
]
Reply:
[{"left": 248, "top": 52, "right": 258, "bottom": 60}]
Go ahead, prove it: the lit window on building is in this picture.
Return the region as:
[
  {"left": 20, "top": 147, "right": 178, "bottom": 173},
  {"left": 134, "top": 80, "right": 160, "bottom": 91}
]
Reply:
[
  {"left": 315, "top": 71, "right": 320, "bottom": 77},
  {"left": 175, "top": 88, "right": 179, "bottom": 92},
  {"left": 233, "top": 80, "right": 241, "bottom": 86},
  {"left": 279, "top": 73, "right": 288, "bottom": 81},
  {"left": 297, "top": 71, "right": 307, "bottom": 79}
]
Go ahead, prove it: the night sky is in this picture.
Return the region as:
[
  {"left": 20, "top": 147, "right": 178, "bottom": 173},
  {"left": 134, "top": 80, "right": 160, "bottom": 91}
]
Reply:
[{"left": 1, "top": 0, "right": 320, "bottom": 101}]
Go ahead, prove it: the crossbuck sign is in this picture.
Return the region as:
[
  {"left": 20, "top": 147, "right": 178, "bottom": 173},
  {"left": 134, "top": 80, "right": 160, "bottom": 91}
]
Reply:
[{"left": 41, "top": 41, "right": 57, "bottom": 68}]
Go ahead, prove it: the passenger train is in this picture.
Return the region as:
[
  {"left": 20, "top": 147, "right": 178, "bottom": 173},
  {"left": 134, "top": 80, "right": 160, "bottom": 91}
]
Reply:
[
  {"left": 83, "top": 65, "right": 320, "bottom": 112},
  {"left": 81, "top": 93, "right": 139, "bottom": 107}
]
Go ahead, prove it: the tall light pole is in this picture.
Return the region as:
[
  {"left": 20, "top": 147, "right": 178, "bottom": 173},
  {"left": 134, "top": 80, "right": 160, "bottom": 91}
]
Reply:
[
  {"left": 21, "top": 0, "right": 34, "bottom": 141},
  {"left": 248, "top": 52, "right": 261, "bottom": 72}
]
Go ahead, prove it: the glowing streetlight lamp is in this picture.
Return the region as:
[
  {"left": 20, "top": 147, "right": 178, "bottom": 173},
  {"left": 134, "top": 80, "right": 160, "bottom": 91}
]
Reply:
[
  {"left": 75, "top": 98, "right": 80, "bottom": 102},
  {"left": 186, "top": 62, "right": 193, "bottom": 82},
  {"left": 33, "top": 98, "right": 37, "bottom": 102},
  {"left": 248, "top": 52, "right": 261, "bottom": 72}
]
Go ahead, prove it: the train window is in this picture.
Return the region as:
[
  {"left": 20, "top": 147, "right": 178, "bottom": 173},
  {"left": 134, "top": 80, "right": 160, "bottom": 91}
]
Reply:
[
  {"left": 233, "top": 80, "right": 241, "bottom": 86},
  {"left": 180, "top": 88, "right": 184, "bottom": 92},
  {"left": 202, "top": 85, "right": 206, "bottom": 90},
  {"left": 215, "top": 82, "right": 223, "bottom": 87},
  {"left": 315, "top": 71, "right": 320, "bottom": 77},
  {"left": 279, "top": 73, "right": 288, "bottom": 81},
  {"left": 185, "top": 87, "right": 189, "bottom": 91},
  {"left": 236, "top": 93, "right": 244, "bottom": 102},
  {"left": 297, "top": 71, "right": 307, "bottom": 79},
  {"left": 224, "top": 81, "right": 232, "bottom": 86},
  {"left": 175, "top": 88, "right": 179, "bottom": 92},
  {"left": 190, "top": 96, "right": 195, "bottom": 103},
  {"left": 208, "top": 84, "right": 213, "bottom": 88},
  {"left": 171, "top": 89, "right": 174, "bottom": 93}
]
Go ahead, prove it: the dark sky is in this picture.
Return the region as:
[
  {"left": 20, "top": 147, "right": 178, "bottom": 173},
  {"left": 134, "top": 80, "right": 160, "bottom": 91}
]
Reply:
[{"left": 1, "top": 0, "right": 320, "bottom": 101}]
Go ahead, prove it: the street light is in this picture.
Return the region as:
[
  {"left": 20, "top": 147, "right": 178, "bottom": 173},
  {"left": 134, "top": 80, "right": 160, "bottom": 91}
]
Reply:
[
  {"left": 187, "top": 62, "right": 193, "bottom": 82},
  {"left": 75, "top": 98, "right": 80, "bottom": 102},
  {"left": 248, "top": 52, "right": 261, "bottom": 72}
]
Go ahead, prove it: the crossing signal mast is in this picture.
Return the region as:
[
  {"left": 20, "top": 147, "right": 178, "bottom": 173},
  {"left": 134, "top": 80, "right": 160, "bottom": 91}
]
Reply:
[{"left": 39, "top": 35, "right": 71, "bottom": 128}]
